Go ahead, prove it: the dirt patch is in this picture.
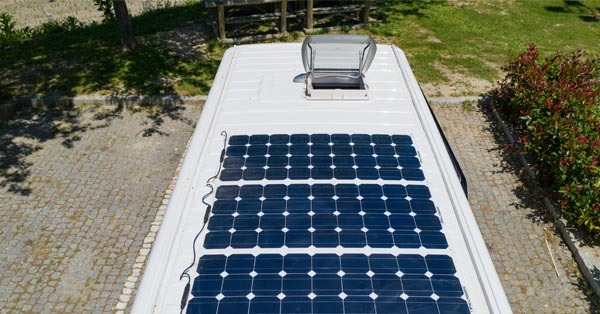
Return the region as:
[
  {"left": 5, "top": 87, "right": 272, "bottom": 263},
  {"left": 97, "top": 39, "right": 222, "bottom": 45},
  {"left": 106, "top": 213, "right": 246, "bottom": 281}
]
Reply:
[
  {"left": 421, "top": 61, "right": 496, "bottom": 98},
  {"left": 144, "top": 23, "right": 212, "bottom": 61}
]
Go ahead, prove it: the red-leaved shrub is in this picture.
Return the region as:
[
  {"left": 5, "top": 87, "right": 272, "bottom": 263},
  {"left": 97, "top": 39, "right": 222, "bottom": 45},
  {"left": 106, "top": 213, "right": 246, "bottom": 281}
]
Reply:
[{"left": 494, "top": 44, "right": 600, "bottom": 234}]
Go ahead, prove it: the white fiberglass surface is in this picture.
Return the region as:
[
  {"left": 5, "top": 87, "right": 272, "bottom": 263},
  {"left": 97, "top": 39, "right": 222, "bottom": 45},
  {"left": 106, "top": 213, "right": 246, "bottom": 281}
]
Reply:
[{"left": 132, "top": 43, "right": 510, "bottom": 314}]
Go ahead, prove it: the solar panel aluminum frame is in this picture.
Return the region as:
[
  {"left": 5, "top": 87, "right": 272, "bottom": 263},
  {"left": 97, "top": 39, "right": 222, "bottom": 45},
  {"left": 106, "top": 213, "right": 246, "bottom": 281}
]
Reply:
[{"left": 131, "top": 42, "right": 512, "bottom": 314}]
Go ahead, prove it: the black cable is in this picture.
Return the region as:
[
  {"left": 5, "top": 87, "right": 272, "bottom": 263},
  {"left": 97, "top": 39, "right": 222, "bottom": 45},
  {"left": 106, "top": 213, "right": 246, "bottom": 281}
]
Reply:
[{"left": 179, "top": 131, "right": 228, "bottom": 314}]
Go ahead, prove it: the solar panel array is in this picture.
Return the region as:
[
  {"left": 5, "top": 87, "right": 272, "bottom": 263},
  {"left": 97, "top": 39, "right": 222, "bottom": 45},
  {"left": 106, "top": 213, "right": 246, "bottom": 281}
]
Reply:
[
  {"left": 187, "top": 253, "right": 469, "bottom": 314},
  {"left": 204, "top": 184, "right": 446, "bottom": 249},
  {"left": 187, "top": 134, "right": 468, "bottom": 314},
  {"left": 220, "top": 134, "right": 424, "bottom": 181}
]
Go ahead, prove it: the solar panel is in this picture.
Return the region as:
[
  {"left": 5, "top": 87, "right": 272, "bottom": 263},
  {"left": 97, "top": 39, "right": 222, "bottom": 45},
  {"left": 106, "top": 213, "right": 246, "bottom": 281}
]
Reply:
[
  {"left": 220, "top": 134, "right": 425, "bottom": 181},
  {"left": 186, "top": 133, "right": 466, "bottom": 313},
  {"left": 187, "top": 253, "right": 469, "bottom": 314},
  {"left": 204, "top": 184, "right": 447, "bottom": 250}
]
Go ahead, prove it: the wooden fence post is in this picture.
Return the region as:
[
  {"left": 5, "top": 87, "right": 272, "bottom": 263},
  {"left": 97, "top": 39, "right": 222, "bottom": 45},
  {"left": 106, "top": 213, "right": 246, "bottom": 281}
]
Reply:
[
  {"left": 280, "top": 0, "right": 288, "bottom": 35},
  {"left": 363, "top": 0, "right": 371, "bottom": 24},
  {"left": 217, "top": 4, "right": 226, "bottom": 40},
  {"left": 306, "top": 0, "right": 313, "bottom": 30}
]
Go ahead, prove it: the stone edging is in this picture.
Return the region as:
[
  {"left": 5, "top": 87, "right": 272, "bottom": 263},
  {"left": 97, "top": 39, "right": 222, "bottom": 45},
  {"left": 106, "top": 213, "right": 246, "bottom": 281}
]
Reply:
[
  {"left": 431, "top": 96, "right": 600, "bottom": 303},
  {"left": 114, "top": 120, "right": 194, "bottom": 314}
]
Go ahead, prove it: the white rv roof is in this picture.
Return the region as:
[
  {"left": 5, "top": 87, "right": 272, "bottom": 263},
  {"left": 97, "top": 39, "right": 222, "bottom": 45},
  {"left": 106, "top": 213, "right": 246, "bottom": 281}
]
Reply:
[{"left": 132, "top": 42, "right": 511, "bottom": 314}]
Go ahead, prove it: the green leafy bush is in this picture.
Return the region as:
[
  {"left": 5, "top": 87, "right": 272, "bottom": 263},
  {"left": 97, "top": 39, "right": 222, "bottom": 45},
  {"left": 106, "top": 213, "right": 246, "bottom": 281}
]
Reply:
[
  {"left": 0, "top": 12, "right": 85, "bottom": 46},
  {"left": 0, "top": 12, "right": 32, "bottom": 45},
  {"left": 494, "top": 44, "right": 600, "bottom": 233}
]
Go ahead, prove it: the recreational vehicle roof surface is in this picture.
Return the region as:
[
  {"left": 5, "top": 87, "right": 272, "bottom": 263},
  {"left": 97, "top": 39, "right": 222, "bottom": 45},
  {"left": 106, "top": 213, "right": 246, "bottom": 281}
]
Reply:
[{"left": 132, "top": 35, "right": 511, "bottom": 314}]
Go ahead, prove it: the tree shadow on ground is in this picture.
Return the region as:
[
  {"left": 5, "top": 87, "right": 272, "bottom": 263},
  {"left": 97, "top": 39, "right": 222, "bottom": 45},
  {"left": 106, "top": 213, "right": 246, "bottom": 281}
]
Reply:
[
  {"left": 0, "top": 3, "right": 214, "bottom": 195},
  {"left": 374, "top": 0, "right": 448, "bottom": 20},
  {"left": 545, "top": 0, "right": 599, "bottom": 23},
  {"left": 0, "top": 3, "right": 220, "bottom": 104},
  {"left": 0, "top": 99, "right": 195, "bottom": 195}
]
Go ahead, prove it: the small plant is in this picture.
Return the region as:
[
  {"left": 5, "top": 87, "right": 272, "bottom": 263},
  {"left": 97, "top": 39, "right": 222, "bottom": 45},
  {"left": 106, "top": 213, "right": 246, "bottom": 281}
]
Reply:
[
  {"left": 93, "top": 0, "right": 115, "bottom": 22},
  {"left": 494, "top": 44, "right": 600, "bottom": 234}
]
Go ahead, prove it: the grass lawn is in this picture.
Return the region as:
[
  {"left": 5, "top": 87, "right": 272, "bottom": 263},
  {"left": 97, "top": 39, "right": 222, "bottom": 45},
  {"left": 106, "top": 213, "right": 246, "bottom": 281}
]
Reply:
[{"left": 0, "top": 0, "right": 599, "bottom": 102}]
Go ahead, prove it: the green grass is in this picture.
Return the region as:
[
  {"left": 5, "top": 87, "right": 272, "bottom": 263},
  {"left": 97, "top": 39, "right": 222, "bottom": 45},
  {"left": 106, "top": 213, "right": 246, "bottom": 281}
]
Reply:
[
  {"left": 0, "top": 2, "right": 220, "bottom": 102},
  {"left": 0, "top": 0, "right": 599, "bottom": 103},
  {"left": 366, "top": 0, "right": 600, "bottom": 84}
]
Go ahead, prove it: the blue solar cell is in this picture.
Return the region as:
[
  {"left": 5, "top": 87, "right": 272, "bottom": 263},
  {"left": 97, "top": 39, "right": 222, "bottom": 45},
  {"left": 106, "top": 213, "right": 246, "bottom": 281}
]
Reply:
[
  {"left": 339, "top": 231, "right": 366, "bottom": 247},
  {"left": 290, "top": 134, "right": 309, "bottom": 144},
  {"left": 249, "top": 134, "right": 269, "bottom": 144},
  {"left": 392, "top": 134, "right": 413, "bottom": 145},
  {"left": 207, "top": 216, "right": 233, "bottom": 230},
  {"left": 398, "top": 156, "right": 421, "bottom": 168},
  {"left": 376, "top": 297, "right": 408, "bottom": 314},
  {"left": 402, "top": 169, "right": 425, "bottom": 181},
  {"left": 354, "top": 166, "right": 379, "bottom": 180},
  {"left": 333, "top": 167, "right": 356, "bottom": 179},
  {"left": 335, "top": 184, "right": 359, "bottom": 197},
  {"left": 285, "top": 230, "right": 311, "bottom": 247},
  {"left": 372, "top": 134, "right": 392, "bottom": 144},
  {"left": 311, "top": 134, "right": 330, "bottom": 144},
  {"left": 353, "top": 144, "right": 374, "bottom": 155},
  {"left": 266, "top": 168, "right": 287, "bottom": 180},
  {"left": 229, "top": 135, "right": 249, "bottom": 145},
  {"left": 243, "top": 168, "right": 265, "bottom": 180},
  {"left": 226, "top": 145, "right": 246, "bottom": 157},
  {"left": 311, "top": 144, "right": 331, "bottom": 156},
  {"left": 331, "top": 133, "right": 351, "bottom": 143},
  {"left": 379, "top": 168, "right": 403, "bottom": 180},
  {"left": 382, "top": 185, "right": 407, "bottom": 198},
  {"left": 258, "top": 231, "right": 284, "bottom": 247},
  {"left": 289, "top": 144, "right": 310, "bottom": 155},
  {"left": 332, "top": 156, "right": 354, "bottom": 166},
  {"left": 406, "top": 298, "right": 439, "bottom": 313},
  {"left": 312, "top": 230, "right": 338, "bottom": 247},
  {"left": 420, "top": 231, "right": 449, "bottom": 249},
  {"left": 186, "top": 298, "right": 218, "bottom": 314},
  {"left": 203, "top": 232, "right": 231, "bottom": 249},
  {"left": 358, "top": 184, "right": 382, "bottom": 197},
  {"left": 374, "top": 145, "right": 395, "bottom": 156},
  {"left": 311, "top": 167, "right": 333, "bottom": 179},
  {"left": 377, "top": 156, "right": 399, "bottom": 167},
  {"left": 223, "top": 156, "right": 245, "bottom": 168},
  {"left": 351, "top": 134, "right": 371, "bottom": 144},
  {"left": 425, "top": 255, "right": 456, "bottom": 275},
  {"left": 270, "top": 134, "right": 290, "bottom": 144},
  {"left": 354, "top": 156, "right": 376, "bottom": 167},
  {"left": 268, "top": 145, "right": 289, "bottom": 155},
  {"left": 332, "top": 144, "right": 353, "bottom": 155},
  {"left": 410, "top": 200, "right": 437, "bottom": 214},
  {"left": 248, "top": 145, "right": 268, "bottom": 156},
  {"left": 311, "top": 156, "right": 331, "bottom": 166}
]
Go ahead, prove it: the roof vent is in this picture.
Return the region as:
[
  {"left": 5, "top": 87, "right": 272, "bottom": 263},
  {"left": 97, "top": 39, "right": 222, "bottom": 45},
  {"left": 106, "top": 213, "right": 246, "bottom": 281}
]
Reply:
[{"left": 300, "top": 35, "right": 377, "bottom": 100}]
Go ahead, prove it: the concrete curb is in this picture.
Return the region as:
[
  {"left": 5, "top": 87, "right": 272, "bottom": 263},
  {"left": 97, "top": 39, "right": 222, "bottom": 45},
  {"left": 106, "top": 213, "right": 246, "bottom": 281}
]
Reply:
[{"left": 430, "top": 96, "right": 600, "bottom": 303}]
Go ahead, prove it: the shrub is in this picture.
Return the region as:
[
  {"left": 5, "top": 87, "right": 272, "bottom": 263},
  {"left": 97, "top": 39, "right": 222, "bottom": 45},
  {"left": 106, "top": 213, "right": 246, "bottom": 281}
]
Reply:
[
  {"left": 494, "top": 44, "right": 600, "bottom": 234},
  {"left": 0, "top": 12, "right": 32, "bottom": 45},
  {"left": 0, "top": 13, "right": 85, "bottom": 47}
]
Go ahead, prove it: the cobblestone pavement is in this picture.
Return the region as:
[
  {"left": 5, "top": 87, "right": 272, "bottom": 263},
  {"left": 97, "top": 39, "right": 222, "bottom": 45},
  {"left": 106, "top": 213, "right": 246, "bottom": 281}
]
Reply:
[
  {"left": 0, "top": 104, "right": 201, "bottom": 313},
  {"left": 431, "top": 104, "right": 594, "bottom": 313}
]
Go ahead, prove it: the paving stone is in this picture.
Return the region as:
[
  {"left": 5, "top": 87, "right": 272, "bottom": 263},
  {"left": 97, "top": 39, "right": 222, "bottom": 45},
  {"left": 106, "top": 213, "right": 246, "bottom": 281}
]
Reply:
[
  {"left": 0, "top": 105, "right": 201, "bottom": 313},
  {"left": 431, "top": 104, "right": 593, "bottom": 313}
]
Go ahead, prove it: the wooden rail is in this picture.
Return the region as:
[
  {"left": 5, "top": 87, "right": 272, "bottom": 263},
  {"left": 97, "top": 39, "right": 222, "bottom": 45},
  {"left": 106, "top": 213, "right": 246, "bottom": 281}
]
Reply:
[{"left": 204, "top": 0, "right": 374, "bottom": 42}]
